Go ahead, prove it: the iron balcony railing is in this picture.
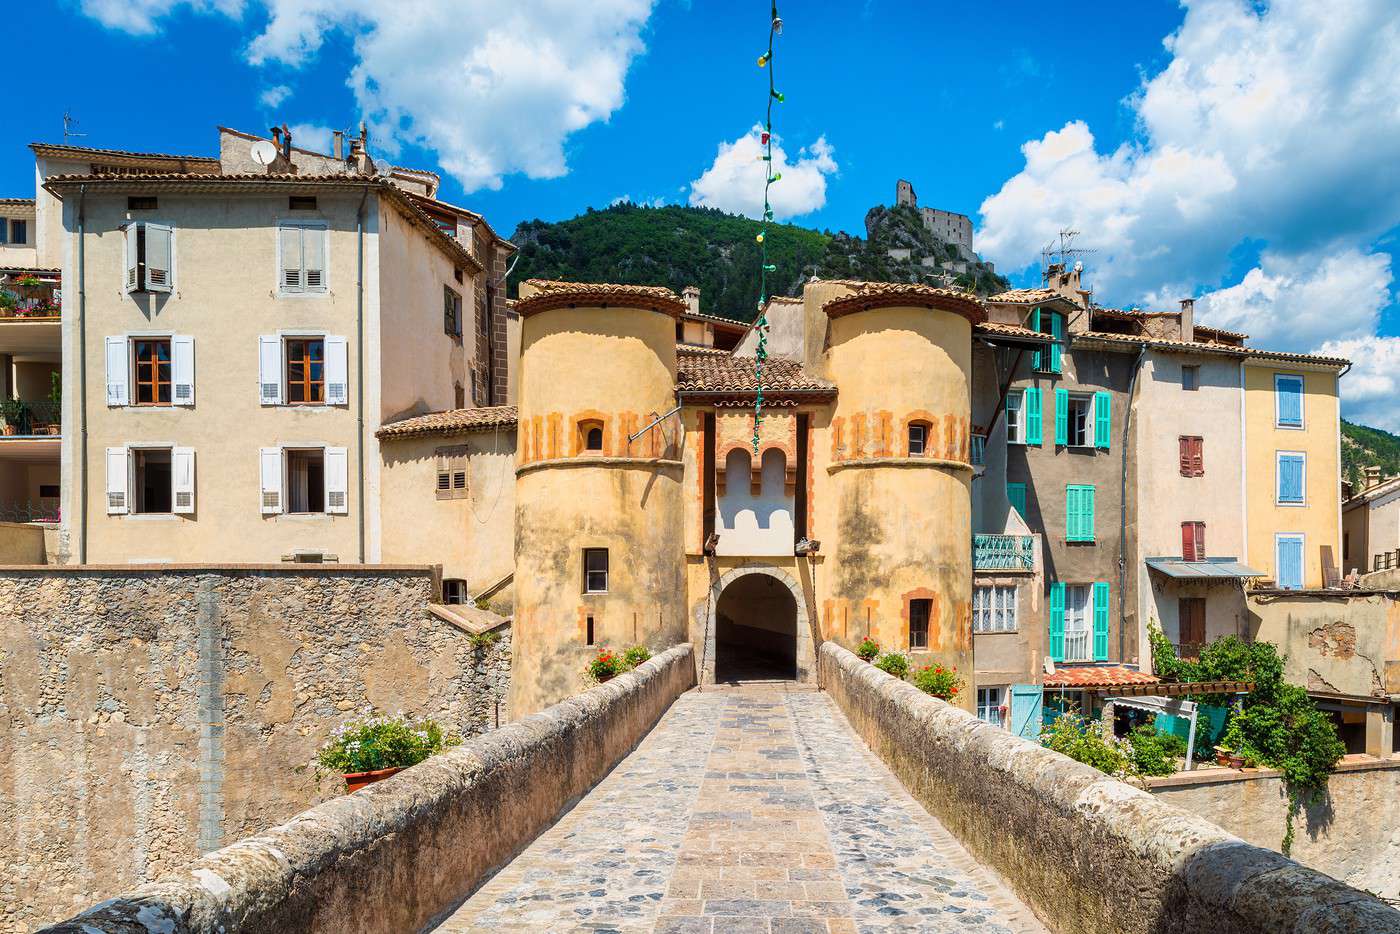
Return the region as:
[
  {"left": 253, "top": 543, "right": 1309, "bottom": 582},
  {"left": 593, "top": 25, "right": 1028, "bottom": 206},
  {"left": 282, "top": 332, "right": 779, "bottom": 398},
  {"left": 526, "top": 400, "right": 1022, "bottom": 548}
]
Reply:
[
  {"left": 0, "top": 399, "right": 61, "bottom": 436},
  {"left": 0, "top": 499, "right": 58, "bottom": 523},
  {"left": 973, "top": 533, "right": 1036, "bottom": 571},
  {"left": 1375, "top": 550, "right": 1400, "bottom": 572},
  {"left": 0, "top": 280, "right": 60, "bottom": 319}
]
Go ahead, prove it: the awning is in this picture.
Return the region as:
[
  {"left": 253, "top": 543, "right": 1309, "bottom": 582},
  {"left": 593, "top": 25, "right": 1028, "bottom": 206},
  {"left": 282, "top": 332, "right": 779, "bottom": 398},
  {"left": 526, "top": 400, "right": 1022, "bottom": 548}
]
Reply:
[{"left": 1145, "top": 557, "right": 1264, "bottom": 580}]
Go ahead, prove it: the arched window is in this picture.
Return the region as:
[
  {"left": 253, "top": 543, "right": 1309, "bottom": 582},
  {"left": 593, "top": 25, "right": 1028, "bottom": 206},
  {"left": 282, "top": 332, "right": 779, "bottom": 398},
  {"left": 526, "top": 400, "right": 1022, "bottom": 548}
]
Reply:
[
  {"left": 907, "top": 420, "right": 932, "bottom": 456},
  {"left": 576, "top": 418, "right": 604, "bottom": 454}
]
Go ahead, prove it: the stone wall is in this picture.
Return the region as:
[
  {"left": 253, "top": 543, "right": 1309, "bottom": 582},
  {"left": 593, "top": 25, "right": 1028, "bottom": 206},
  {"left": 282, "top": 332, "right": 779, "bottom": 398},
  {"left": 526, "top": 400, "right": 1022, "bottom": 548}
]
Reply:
[
  {"left": 818, "top": 642, "right": 1400, "bottom": 933},
  {"left": 39, "top": 644, "right": 696, "bottom": 934},
  {"left": 1246, "top": 589, "right": 1400, "bottom": 697},
  {"left": 1147, "top": 758, "right": 1400, "bottom": 898},
  {"left": 0, "top": 565, "right": 511, "bottom": 933}
]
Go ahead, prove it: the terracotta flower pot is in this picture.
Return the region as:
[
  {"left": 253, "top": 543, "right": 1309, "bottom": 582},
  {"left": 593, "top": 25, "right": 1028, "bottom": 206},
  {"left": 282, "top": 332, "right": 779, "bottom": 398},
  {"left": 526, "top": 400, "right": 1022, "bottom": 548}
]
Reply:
[{"left": 344, "top": 766, "right": 403, "bottom": 793}]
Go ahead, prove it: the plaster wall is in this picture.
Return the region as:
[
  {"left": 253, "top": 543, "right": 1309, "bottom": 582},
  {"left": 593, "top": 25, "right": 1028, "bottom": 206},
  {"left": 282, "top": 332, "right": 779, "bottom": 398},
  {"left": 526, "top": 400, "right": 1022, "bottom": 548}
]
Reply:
[
  {"left": 0, "top": 521, "right": 45, "bottom": 563},
  {"left": 1345, "top": 491, "right": 1400, "bottom": 575},
  {"left": 34, "top": 157, "right": 91, "bottom": 269},
  {"left": 972, "top": 569, "right": 1044, "bottom": 686},
  {"left": 1246, "top": 589, "right": 1400, "bottom": 698},
  {"left": 0, "top": 201, "right": 37, "bottom": 268}
]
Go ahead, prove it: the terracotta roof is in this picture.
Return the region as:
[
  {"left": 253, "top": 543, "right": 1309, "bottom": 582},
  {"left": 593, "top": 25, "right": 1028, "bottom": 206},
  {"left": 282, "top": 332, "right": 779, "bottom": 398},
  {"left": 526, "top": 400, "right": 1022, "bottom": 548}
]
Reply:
[
  {"left": 1074, "top": 330, "right": 1349, "bottom": 367},
  {"left": 0, "top": 198, "right": 35, "bottom": 206},
  {"left": 1344, "top": 475, "right": 1400, "bottom": 510},
  {"left": 1044, "top": 665, "right": 1159, "bottom": 689},
  {"left": 987, "top": 287, "right": 1074, "bottom": 306},
  {"left": 677, "top": 349, "right": 835, "bottom": 397},
  {"left": 681, "top": 309, "right": 750, "bottom": 330},
  {"left": 376, "top": 405, "right": 518, "bottom": 439},
  {"left": 408, "top": 192, "right": 515, "bottom": 252},
  {"left": 1193, "top": 324, "right": 1249, "bottom": 341},
  {"left": 821, "top": 282, "right": 987, "bottom": 324},
  {"left": 515, "top": 280, "right": 688, "bottom": 317},
  {"left": 975, "top": 321, "right": 1051, "bottom": 341},
  {"left": 30, "top": 141, "right": 219, "bottom": 170}
]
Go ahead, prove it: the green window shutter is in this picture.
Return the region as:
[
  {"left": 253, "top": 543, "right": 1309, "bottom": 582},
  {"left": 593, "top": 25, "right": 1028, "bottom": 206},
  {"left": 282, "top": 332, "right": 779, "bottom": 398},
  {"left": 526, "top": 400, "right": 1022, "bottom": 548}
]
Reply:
[
  {"left": 1007, "top": 482, "right": 1027, "bottom": 519},
  {"left": 1049, "top": 582, "right": 1065, "bottom": 662},
  {"left": 1031, "top": 307, "right": 1042, "bottom": 370},
  {"left": 1054, "top": 388, "right": 1069, "bottom": 446},
  {"left": 1067, "top": 484, "right": 1095, "bottom": 541},
  {"left": 1024, "top": 388, "right": 1042, "bottom": 445},
  {"left": 1094, "top": 391, "right": 1111, "bottom": 449},
  {"left": 1092, "top": 581, "right": 1110, "bottom": 660},
  {"left": 1065, "top": 486, "right": 1078, "bottom": 540},
  {"left": 1084, "top": 484, "right": 1096, "bottom": 540},
  {"left": 1049, "top": 312, "right": 1064, "bottom": 374}
]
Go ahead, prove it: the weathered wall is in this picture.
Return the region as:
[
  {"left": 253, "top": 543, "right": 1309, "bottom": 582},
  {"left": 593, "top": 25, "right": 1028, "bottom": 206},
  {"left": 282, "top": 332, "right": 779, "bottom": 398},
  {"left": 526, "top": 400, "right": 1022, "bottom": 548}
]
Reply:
[
  {"left": 1246, "top": 589, "right": 1400, "bottom": 697},
  {"left": 38, "top": 644, "right": 695, "bottom": 934},
  {"left": 1147, "top": 759, "right": 1400, "bottom": 898},
  {"left": 0, "top": 565, "right": 513, "bottom": 933},
  {"left": 0, "top": 521, "right": 45, "bottom": 564},
  {"left": 972, "top": 565, "right": 1045, "bottom": 687},
  {"left": 819, "top": 641, "right": 1400, "bottom": 933}
]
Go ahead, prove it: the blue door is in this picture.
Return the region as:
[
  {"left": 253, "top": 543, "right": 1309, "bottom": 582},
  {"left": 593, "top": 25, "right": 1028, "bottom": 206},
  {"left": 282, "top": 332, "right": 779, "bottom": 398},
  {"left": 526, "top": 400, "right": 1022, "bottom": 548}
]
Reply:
[{"left": 1010, "top": 684, "right": 1043, "bottom": 741}]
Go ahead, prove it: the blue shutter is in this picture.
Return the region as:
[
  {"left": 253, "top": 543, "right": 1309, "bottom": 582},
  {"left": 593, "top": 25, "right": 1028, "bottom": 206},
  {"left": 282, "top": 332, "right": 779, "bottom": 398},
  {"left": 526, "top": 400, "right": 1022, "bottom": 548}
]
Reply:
[
  {"left": 1010, "top": 684, "right": 1043, "bottom": 740},
  {"left": 1065, "top": 486, "right": 1078, "bottom": 540},
  {"left": 1024, "top": 388, "right": 1042, "bottom": 445},
  {"left": 1278, "top": 454, "right": 1304, "bottom": 503},
  {"left": 1094, "top": 391, "right": 1111, "bottom": 449},
  {"left": 1277, "top": 376, "right": 1303, "bottom": 427},
  {"left": 1092, "top": 582, "right": 1110, "bottom": 660},
  {"left": 1049, "top": 312, "right": 1064, "bottom": 374},
  {"left": 1054, "top": 388, "right": 1069, "bottom": 446},
  {"left": 1031, "top": 308, "right": 1042, "bottom": 371},
  {"left": 1084, "top": 485, "right": 1095, "bottom": 540},
  {"left": 1049, "top": 582, "right": 1065, "bottom": 662},
  {"left": 1277, "top": 537, "right": 1304, "bottom": 589},
  {"left": 1007, "top": 482, "right": 1027, "bottom": 519},
  {"left": 1066, "top": 484, "right": 1095, "bottom": 542}
]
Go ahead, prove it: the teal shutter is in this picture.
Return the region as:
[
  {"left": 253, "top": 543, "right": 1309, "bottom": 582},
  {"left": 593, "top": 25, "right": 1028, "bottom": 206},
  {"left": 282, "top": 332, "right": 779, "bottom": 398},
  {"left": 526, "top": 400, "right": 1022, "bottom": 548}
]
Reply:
[
  {"left": 1065, "top": 486, "right": 1078, "bottom": 540},
  {"left": 1049, "top": 582, "right": 1065, "bottom": 662},
  {"left": 1010, "top": 684, "right": 1043, "bottom": 740},
  {"left": 1094, "top": 391, "right": 1111, "bottom": 449},
  {"left": 1066, "top": 484, "right": 1095, "bottom": 541},
  {"left": 1084, "top": 485, "right": 1095, "bottom": 540},
  {"left": 1024, "top": 388, "right": 1042, "bottom": 445},
  {"left": 1092, "top": 582, "right": 1110, "bottom": 660},
  {"left": 1007, "top": 482, "right": 1027, "bottom": 519},
  {"left": 1049, "top": 312, "right": 1064, "bottom": 374},
  {"left": 1031, "top": 308, "right": 1042, "bottom": 370},
  {"left": 1054, "top": 388, "right": 1069, "bottom": 446}
]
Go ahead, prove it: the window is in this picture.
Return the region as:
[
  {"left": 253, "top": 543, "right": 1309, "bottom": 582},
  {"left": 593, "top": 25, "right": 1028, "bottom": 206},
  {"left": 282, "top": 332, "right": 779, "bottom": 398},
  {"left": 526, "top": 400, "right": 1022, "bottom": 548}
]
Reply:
[
  {"left": 9, "top": 219, "right": 27, "bottom": 244},
  {"left": 1006, "top": 391, "right": 1024, "bottom": 444},
  {"left": 1022, "top": 388, "right": 1043, "bottom": 445},
  {"left": 442, "top": 579, "right": 468, "bottom": 604},
  {"left": 482, "top": 285, "right": 495, "bottom": 336},
  {"left": 1182, "top": 365, "right": 1200, "bottom": 391},
  {"left": 1276, "top": 533, "right": 1304, "bottom": 590},
  {"left": 1063, "top": 584, "right": 1092, "bottom": 661},
  {"left": 909, "top": 598, "right": 930, "bottom": 649},
  {"left": 907, "top": 422, "right": 928, "bottom": 456},
  {"left": 127, "top": 196, "right": 157, "bottom": 211},
  {"left": 1065, "top": 484, "right": 1095, "bottom": 542},
  {"left": 435, "top": 446, "right": 468, "bottom": 500},
  {"left": 1032, "top": 308, "right": 1063, "bottom": 374},
  {"left": 286, "top": 449, "right": 325, "bottom": 513},
  {"left": 977, "top": 687, "right": 1006, "bottom": 728},
  {"left": 454, "top": 382, "right": 466, "bottom": 409},
  {"left": 133, "top": 338, "right": 172, "bottom": 406},
  {"left": 1181, "top": 521, "right": 1206, "bottom": 561},
  {"left": 973, "top": 585, "right": 1017, "bottom": 633},
  {"left": 123, "top": 222, "right": 173, "bottom": 293},
  {"left": 1277, "top": 452, "right": 1306, "bottom": 505},
  {"left": 288, "top": 196, "right": 318, "bottom": 211},
  {"left": 444, "top": 286, "right": 463, "bottom": 337},
  {"left": 1179, "top": 436, "right": 1204, "bottom": 477},
  {"left": 585, "top": 614, "right": 596, "bottom": 646},
  {"left": 259, "top": 446, "right": 348, "bottom": 515},
  {"left": 278, "top": 222, "right": 327, "bottom": 293},
  {"left": 1275, "top": 374, "right": 1304, "bottom": 428},
  {"left": 577, "top": 419, "right": 605, "bottom": 454},
  {"left": 1178, "top": 597, "right": 1206, "bottom": 646},
  {"left": 1006, "top": 482, "right": 1027, "bottom": 520},
  {"left": 583, "top": 548, "right": 609, "bottom": 593},
  {"left": 105, "top": 445, "right": 195, "bottom": 516},
  {"left": 1065, "top": 395, "right": 1092, "bottom": 447},
  {"left": 133, "top": 448, "right": 172, "bottom": 514},
  {"left": 285, "top": 338, "right": 325, "bottom": 404},
  {"left": 454, "top": 266, "right": 464, "bottom": 284},
  {"left": 39, "top": 484, "right": 59, "bottom": 499},
  {"left": 970, "top": 432, "right": 986, "bottom": 466}
]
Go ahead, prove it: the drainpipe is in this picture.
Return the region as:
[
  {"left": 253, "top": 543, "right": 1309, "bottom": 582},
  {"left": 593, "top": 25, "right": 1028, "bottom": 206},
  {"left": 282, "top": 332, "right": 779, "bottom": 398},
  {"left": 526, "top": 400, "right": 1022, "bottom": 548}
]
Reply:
[
  {"left": 77, "top": 185, "right": 88, "bottom": 564},
  {"left": 1118, "top": 345, "right": 1147, "bottom": 664},
  {"left": 356, "top": 185, "right": 369, "bottom": 563}
]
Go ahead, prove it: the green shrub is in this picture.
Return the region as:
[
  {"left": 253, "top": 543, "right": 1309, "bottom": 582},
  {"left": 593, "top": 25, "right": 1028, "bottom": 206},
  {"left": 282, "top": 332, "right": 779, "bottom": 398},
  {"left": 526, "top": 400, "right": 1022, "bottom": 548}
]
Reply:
[
  {"left": 466, "top": 631, "right": 500, "bottom": 649},
  {"left": 873, "top": 651, "right": 910, "bottom": 679},
  {"left": 585, "top": 647, "right": 625, "bottom": 682},
  {"left": 855, "top": 638, "right": 880, "bottom": 662},
  {"left": 621, "top": 644, "right": 652, "bottom": 670},
  {"left": 1041, "top": 711, "right": 1136, "bottom": 779},
  {"left": 910, "top": 664, "right": 963, "bottom": 701},
  {"left": 1126, "top": 723, "right": 1181, "bottom": 777},
  {"left": 315, "top": 712, "right": 459, "bottom": 778}
]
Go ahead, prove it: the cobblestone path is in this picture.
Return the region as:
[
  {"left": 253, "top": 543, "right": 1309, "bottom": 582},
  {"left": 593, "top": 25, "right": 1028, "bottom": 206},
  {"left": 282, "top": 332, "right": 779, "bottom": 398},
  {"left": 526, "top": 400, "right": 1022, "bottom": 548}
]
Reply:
[{"left": 438, "top": 688, "right": 1045, "bottom": 934}]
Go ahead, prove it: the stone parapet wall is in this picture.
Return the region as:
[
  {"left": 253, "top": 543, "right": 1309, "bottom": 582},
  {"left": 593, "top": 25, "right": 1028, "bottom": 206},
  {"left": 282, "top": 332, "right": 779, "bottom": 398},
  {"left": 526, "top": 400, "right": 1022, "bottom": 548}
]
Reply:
[
  {"left": 818, "top": 641, "right": 1400, "bottom": 934},
  {"left": 39, "top": 644, "right": 695, "bottom": 934},
  {"left": 0, "top": 565, "right": 510, "bottom": 933}
]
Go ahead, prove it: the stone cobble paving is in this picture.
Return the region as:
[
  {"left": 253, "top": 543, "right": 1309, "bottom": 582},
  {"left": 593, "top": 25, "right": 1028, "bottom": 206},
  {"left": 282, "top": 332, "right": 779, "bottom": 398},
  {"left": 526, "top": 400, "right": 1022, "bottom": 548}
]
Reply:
[{"left": 437, "top": 687, "right": 1045, "bottom": 934}]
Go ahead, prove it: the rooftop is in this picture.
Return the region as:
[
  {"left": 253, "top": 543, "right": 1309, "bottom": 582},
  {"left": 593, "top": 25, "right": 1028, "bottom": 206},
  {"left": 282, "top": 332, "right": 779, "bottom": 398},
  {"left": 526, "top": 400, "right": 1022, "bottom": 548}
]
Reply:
[
  {"left": 1073, "top": 329, "right": 1349, "bottom": 367},
  {"left": 30, "top": 141, "right": 220, "bottom": 171},
  {"left": 821, "top": 282, "right": 987, "bottom": 323},
  {"left": 676, "top": 348, "right": 835, "bottom": 398},
  {"left": 376, "top": 405, "right": 518, "bottom": 440},
  {"left": 1043, "top": 665, "right": 1159, "bottom": 689},
  {"left": 515, "top": 280, "right": 688, "bottom": 317}
]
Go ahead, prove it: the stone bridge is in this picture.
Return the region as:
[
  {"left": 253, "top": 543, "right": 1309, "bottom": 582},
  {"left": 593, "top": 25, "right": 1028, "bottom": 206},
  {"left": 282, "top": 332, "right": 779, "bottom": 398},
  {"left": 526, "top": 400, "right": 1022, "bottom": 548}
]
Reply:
[{"left": 42, "top": 644, "right": 1400, "bottom": 934}]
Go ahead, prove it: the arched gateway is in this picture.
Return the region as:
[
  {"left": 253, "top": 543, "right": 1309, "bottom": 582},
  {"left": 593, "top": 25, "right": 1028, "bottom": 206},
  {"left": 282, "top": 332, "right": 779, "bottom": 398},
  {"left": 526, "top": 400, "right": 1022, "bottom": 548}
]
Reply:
[{"left": 699, "top": 564, "right": 813, "bottom": 685}]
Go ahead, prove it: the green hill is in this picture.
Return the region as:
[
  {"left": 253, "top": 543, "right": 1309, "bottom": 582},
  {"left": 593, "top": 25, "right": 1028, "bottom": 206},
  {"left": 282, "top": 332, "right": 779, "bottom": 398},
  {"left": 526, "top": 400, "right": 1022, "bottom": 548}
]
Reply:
[
  {"left": 507, "top": 202, "right": 1009, "bottom": 321},
  {"left": 1342, "top": 419, "right": 1400, "bottom": 491}
]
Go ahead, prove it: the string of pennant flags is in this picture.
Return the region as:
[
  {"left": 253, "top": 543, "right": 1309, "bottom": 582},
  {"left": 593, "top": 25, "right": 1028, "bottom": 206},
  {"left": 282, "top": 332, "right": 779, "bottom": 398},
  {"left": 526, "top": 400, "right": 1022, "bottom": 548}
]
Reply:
[{"left": 752, "top": 1, "right": 783, "bottom": 453}]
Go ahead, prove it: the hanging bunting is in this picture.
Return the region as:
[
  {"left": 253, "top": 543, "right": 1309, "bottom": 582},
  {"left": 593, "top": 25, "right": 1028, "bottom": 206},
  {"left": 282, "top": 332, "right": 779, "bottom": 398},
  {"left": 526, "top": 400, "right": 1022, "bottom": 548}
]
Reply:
[{"left": 753, "top": 0, "right": 783, "bottom": 453}]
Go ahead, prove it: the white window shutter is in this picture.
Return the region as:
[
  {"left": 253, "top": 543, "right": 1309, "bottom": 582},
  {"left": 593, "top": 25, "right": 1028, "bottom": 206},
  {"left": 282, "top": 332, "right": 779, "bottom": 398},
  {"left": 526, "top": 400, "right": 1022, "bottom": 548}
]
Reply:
[
  {"left": 145, "top": 223, "right": 172, "bottom": 292},
  {"left": 258, "top": 335, "right": 283, "bottom": 405},
  {"left": 105, "top": 336, "right": 128, "bottom": 406},
  {"left": 172, "top": 447, "right": 195, "bottom": 514},
  {"left": 123, "top": 224, "right": 139, "bottom": 293},
  {"left": 105, "top": 446, "right": 128, "bottom": 514},
  {"left": 279, "top": 225, "right": 303, "bottom": 292},
  {"left": 325, "top": 335, "right": 348, "bottom": 405},
  {"left": 324, "top": 446, "right": 349, "bottom": 514},
  {"left": 172, "top": 335, "right": 195, "bottom": 406},
  {"left": 259, "top": 447, "right": 283, "bottom": 514},
  {"left": 304, "top": 226, "right": 326, "bottom": 291}
]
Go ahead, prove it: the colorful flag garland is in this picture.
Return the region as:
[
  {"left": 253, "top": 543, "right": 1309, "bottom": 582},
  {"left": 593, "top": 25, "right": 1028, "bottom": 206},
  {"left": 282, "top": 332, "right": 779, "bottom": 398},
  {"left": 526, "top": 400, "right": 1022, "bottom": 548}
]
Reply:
[{"left": 753, "top": 1, "right": 783, "bottom": 453}]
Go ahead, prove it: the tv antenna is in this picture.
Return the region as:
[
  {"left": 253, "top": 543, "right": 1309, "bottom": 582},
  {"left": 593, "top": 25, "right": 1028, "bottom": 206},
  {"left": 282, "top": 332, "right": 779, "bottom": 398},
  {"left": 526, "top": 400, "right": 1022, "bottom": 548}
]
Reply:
[
  {"left": 1040, "top": 227, "right": 1096, "bottom": 277},
  {"left": 63, "top": 110, "right": 86, "bottom": 144}
]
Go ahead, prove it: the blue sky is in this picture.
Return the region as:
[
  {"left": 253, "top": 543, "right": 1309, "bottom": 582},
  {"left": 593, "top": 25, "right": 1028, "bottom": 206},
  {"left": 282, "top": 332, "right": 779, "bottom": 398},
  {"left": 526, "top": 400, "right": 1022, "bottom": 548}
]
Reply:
[{"left": 12, "top": 0, "right": 1400, "bottom": 427}]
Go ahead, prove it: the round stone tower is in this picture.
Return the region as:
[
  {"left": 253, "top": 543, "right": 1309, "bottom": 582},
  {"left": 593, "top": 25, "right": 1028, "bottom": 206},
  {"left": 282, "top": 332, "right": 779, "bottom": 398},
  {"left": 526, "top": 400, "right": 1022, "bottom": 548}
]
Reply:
[
  {"left": 817, "top": 282, "right": 984, "bottom": 711},
  {"left": 508, "top": 281, "right": 688, "bottom": 717}
]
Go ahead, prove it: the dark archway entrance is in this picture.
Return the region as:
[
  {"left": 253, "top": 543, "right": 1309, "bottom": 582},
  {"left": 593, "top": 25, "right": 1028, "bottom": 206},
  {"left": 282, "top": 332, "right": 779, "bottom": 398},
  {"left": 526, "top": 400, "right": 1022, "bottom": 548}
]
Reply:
[{"left": 714, "top": 572, "right": 797, "bottom": 682}]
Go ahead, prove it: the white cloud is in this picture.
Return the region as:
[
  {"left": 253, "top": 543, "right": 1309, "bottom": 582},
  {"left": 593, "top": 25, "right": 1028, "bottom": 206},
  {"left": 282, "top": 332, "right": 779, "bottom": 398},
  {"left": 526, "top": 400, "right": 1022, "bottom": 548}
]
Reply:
[
  {"left": 1318, "top": 336, "right": 1400, "bottom": 433},
  {"left": 688, "top": 126, "right": 837, "bottom": 220},
  {"left": 287, "top": 123, "right": 333, "bottom": 154},
  {"left": 80, "top": 0, "right": 243, "bottom": 35},
  {"left": 610, "top": 194, "right": 666, "bottom": 208},
  {"left": 260, "top": 84, "right": 292, "bottom": 108}
]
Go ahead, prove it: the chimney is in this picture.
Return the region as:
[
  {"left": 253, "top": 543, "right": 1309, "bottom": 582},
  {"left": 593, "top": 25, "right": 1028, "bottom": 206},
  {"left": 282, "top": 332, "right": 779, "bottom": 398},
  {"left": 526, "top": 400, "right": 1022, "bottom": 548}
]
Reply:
[
  {"left": 270, "top": 126, "right": 282, "bottom": 148},
  {"left": 1365, "top": 465, "right": 1382, "bottom": 490},
  {"left": 280, "top": 123, "right": 293, "bottom": 160},
  {"left": 1179, "top": 298, "right": 1195, "bottom": 341},
  {"left": 682, "top": 285, "right": 701, "bottom": 316},
  {"left": 332, "top": 130, "right": 344, "bottom": 161}
]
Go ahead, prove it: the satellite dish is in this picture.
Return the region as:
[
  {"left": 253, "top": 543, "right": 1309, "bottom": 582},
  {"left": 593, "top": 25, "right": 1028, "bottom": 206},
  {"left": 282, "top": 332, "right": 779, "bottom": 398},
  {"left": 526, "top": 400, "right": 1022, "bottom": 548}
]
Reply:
[{"left": 250, "top": 140, "right": 278, "bottom": 166}]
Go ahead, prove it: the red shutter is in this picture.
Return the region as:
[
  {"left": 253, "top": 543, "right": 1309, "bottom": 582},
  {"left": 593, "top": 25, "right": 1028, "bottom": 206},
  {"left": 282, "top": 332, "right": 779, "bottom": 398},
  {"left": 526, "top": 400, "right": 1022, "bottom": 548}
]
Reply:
[
  {"left": 1194, "top": 522, "right": 1206, "bottom": 559},
  {"left": 1192, "top": 437, "right": 1204, "bottom": 477},
  {"left": 1181, "top": 522, "right": 1196, "bottom": 560},
  {"left": 1179, "top": 437, "right": 1191, "bottom": 476}
]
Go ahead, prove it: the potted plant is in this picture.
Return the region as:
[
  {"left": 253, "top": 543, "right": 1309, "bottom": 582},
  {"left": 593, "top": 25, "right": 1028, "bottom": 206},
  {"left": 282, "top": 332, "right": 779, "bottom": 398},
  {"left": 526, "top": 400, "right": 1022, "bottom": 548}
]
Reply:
[
  {"left": 873, "top": 651, "right": 911, "bottom": 680},
  {"left": 585, "top": 647, "right": 624, "bottom": 683},
  {"left": 911, "top": 664, "right": 964, "bottom": 701},
  {"left": 855, "top": 638, "right": 880, "bottom": 662},
  {"left": 621, "top": 644, "right": 652, "bottom": 670},
  {"left": 0, "top": 398, "right": 27, "bottom": 436},
  {"left": 315, "top": 712, "right": 460, "bottom": 793}
]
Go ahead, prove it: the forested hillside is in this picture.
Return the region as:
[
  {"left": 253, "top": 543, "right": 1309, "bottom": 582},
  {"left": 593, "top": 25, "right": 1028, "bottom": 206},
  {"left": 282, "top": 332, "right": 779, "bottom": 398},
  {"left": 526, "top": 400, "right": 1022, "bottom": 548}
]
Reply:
[{"left": 1342, "top": 419, "right": 1400, "bottom": 490}]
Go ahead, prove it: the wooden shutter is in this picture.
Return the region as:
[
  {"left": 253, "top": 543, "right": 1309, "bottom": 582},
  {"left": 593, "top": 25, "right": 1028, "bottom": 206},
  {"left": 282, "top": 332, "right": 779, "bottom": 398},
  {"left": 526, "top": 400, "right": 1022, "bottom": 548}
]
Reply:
[
  {"left": 144, "top": 223, "right": 172, "bottom": 292},
  {"left": 1192, "top": 437, "right": 1204, "bottom": 476},
  {"left": 1180, "top": 598, "right": 1206, "bottom": 645},
  {"left": 123, "top": 224, "right": 139, "bottom": 293},
  {"left": 1030, "top": 308, "right": 1042, "bottom": 370},
  {"left": 259, "top": 447, "right": 283, "bottom": 514},
  {"left": 258, "top": 335, "right": 283, "bottom": 405},
  {"left": 324, "top": 335, "right": 348, "bottom": 405},
  {"left": 1049, "top": 312, "right": 1064, "bottom": 374},
  {"left": 105, "top": 446, "right": 128, "bottom": 514},
  {"left": 1054, "top": 388, "right": 1069, "bottom": 446},
  {"left": 1048, "top": 582, "right": 1065, "bottom": 662},
  {"left": 171, "top": 335, "right": 195, "bottom": 406},
  {"left": 1194, "top": 522, "right": 1205, "bottom": 559},
  {"left": 1065, "top": 486, "right": 1079, "bottom": 540},
  {"left": 105, "top": 336, "right": 128, "bottom": 406},
  {"left": 279, "top": 225, "right": 303, "bottom": 292},
  {"left": 1009, "top": 684, "right": 1043, "bottom": 741},
  {"left": 1094, "top": 391, "right": 1111, "bottom": 449},
  {"left": 1083, "top": 485, "right": 1095, "bottom": 540},
  {"left": 1277, "top": 376, "right": 1303, "bottom": 426},
  {"left": 1067, "top": 485, "right": 1094, "bottom": 541},
  {"left": 303, "top": 225, "right": 326, "bottom": 291},
  {"left": 1092, "top": 582, "right": 1110, "bottom": 661},
  {"left": 1181, "top": 521, "right": 1197, "bottom": 560},
  {"left": 324, "top": 447, "right": 349, "bottom": 514},
  {"left": 1007, "top": 482, "right": 1027, "bottom": 520},
  {"left": 1279, "top": 454, "right": 1304, "bottom": 502},
  {"left": 1024, "top": 388, "right": 1042, "bottom": 445},
  {"left": 172, "top": 447, "right": 195, "bottom": 514}
]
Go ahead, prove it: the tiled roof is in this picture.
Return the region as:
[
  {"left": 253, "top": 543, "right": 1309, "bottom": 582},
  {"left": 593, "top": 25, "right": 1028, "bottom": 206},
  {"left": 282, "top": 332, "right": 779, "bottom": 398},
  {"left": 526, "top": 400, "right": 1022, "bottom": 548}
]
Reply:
[
  {"left": 987, "top": 287, "right": 1072, "bottom": 306},
  {"left": 677, "top": 349, "right": 835, "bottom": 397},
  {"left": 1193, "top": 324, "right": 1249, "bottom": 341},
  {"left": 821, "top": 282, "right": 987, "bottom": 323},
  {"left": 0, "top": 198, "right": 35, "bottom": 206},
  {"left": 515, "top": 280, "right": 688, "bottom": 317},
  {"left": 376, "top": 405, "right": 518, "bottom": 439},
  {"left": 974, "top": 321, "right": 1050, "bottom": 340},
  {"left": 1074, "top": 330, "right": 1349, "bottom": 367},
  {"left": 681, "top": 308, "right": 751, "bottom": 329},
  {"left": 30, "top": 141, "right": 219, "bottom": 169},
  {"left": 1044, "top": 665, "right": 1159, "bottom": 689}
]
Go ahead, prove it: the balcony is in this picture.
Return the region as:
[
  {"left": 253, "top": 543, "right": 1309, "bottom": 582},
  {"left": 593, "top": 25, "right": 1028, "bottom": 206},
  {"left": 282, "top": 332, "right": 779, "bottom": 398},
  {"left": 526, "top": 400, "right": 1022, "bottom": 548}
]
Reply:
[
  {"left": 0, "top": 279, "right": 60, "bottom": 320},
  {"left": 974, "top": 533, "right": 1036, "bottom": 571},
  {"left": 0, "top": 499, "right": 58, "bottom": 523},
  {"left": 0, "top": 399, "right": 60, "bottom": 437}
]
